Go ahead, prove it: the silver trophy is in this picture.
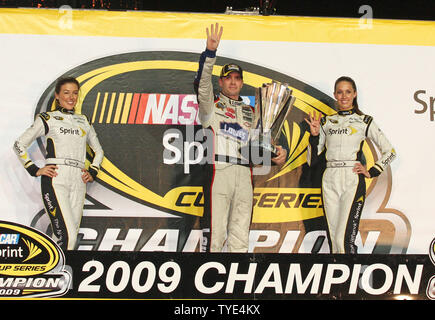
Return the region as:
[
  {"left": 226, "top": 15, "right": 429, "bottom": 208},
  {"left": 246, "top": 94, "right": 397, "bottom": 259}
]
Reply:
[{"left": 248, "top": 81, "right": 296, "bottom": 159}]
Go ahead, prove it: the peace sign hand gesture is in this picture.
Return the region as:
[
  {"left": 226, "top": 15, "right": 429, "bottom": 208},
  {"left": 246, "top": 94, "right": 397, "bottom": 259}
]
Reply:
[
  {"left": 206, "top": 22, "right": 223, "bottom": 51},
  {"left": 304, "top": 111, "right": 322, "bottom": 136}
]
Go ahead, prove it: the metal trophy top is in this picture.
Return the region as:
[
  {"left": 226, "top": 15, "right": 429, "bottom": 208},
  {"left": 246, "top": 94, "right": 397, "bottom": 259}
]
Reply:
[
  {"left": 239, "top": 81, "right": 295, "bottom": 164},
  {"left": 256, "top": 81, "right": 296, "bottom": 143}
]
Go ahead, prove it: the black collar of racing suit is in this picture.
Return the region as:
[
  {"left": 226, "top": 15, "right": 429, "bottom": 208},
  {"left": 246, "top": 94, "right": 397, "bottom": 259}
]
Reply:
[
  {"left": 56, "top": 106, "right": 75, "bottom": 114},
  {"left": 337, "top": 108, "right": 355, "bottom": 116},
  {"left": 219, "top": 92, "right": 244, "bottom": 106}
]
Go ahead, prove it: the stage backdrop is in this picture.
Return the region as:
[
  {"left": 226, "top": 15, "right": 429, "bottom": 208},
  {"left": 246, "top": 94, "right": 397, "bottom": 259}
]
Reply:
[{"left": 0, "top": 8, "right": 434, "bottom": 256}]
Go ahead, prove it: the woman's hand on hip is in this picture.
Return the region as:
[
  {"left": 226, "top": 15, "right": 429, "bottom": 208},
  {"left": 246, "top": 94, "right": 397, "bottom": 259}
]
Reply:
[{"left": 36, "top": 165, "right": 58, "bottom": 178}]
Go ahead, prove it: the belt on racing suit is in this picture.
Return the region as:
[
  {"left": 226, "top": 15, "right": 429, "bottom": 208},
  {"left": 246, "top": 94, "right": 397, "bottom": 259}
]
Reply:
[
  {"left": 46, "top": 158, "right": 85, "bottom": 169},
  {"left": 326, "top": 160, "right": 359, "bottom": 168},
  {"left": 215, "top": 155, "right": 251, "bottom": 167}
]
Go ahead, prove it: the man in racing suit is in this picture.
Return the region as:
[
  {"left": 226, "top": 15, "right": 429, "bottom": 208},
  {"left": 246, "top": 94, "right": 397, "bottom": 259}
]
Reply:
[
  {"left": 14, "top": 104, "right": 104, "bottom": 250},
  {"left": 194, "top": 23, "right": 286, "bottom": 252},
  {"left": 307, "top": 108, "right": 396, "bottom": 254}
]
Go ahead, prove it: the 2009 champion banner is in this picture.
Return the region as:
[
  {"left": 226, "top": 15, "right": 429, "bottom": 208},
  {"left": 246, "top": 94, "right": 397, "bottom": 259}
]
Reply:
[{"left": 0, "top": 8, "right": 434, "bottom": 300}]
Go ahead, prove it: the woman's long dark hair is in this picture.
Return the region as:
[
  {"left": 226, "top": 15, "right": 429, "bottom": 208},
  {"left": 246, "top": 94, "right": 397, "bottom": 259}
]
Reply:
[
  {"left": 334, "top": 76, "right": 364, "bottom": 115},
  {"left": 55, "top": 77, "right": 80, "bottom": 94}
]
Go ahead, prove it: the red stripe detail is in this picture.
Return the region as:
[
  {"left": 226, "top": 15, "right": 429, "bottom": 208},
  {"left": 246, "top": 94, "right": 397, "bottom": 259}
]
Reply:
[
  {"left": 135, "top": 93, "right": 149, "bottom": 124},
  {"left": 164, "top": 94, "right": 171, "bottom": 106},
  {"left": 209, "top": 127, "right": 216, "bottom": 252},
  {"left": 128, "top": 93, "right": 140, "bottom": 124},
  {"left": 209, "top": 163, "right": 215, "bottom": 252},
  {"left": 162, "top": 94, "right": 171, "bottom": 124}
]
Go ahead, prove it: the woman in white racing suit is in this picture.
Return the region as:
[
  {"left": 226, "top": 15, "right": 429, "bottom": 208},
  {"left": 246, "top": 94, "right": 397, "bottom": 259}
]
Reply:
[
  {"left": 13, "top": 77, "right": 104, "bottom": 250},
  {"left": 306, "top": 76, "right": 396, "bottom": 254}
]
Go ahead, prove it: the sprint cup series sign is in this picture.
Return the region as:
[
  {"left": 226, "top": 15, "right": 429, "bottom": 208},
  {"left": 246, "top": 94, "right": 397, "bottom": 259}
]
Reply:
[
  {"left": 31, "top": 51, "right": 410, "bottom": 254},
  {"left": 1, "top": 8, "right": 434, "bottom": 302},
  {"left": 0, "top": 221, "right": 70, "bottom": 298},
  {"left": 26, "top": 49, "right": 435, "bottom": 300}
]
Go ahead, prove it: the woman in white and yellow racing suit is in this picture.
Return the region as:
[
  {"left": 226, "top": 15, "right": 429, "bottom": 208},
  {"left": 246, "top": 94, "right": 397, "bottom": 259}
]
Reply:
[
  {"left": 13, "top": 77, "right": 104, "bottom": 250},
  {"left": 306, "top": 76, "right": 396, "bottom": 254}
]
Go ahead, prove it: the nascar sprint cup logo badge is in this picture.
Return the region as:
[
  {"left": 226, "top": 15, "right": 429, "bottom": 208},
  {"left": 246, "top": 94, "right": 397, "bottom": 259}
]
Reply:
[
  {"left": 33, "top": 51, "right": 410, "bottom": 254},
  {"left": 0, "top": 221, "right": 70, "bottom": 298}
]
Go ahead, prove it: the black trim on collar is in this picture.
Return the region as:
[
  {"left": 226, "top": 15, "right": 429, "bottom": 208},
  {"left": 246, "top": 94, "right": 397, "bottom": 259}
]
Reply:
[
  {"left": 56, "top": 106, "right": 75, "bottom": 114},
  {"left": 219, "top": 92, "right": 244, "bottom": 105},
  {"left": 220, "top": 91, "right": 243, "bottom": 102},
  {"left": 337, "top": 108, "right": 355, "bottom": 116}
]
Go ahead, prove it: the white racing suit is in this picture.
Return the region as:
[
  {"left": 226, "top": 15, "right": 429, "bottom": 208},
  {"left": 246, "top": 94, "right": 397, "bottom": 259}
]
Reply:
[
  {"left": 307, "top": 109, "right": 396, "bottom": 254},
  {"left": 13, "top": 107, "right": 104, "bottom": 250},
  {"left": 194, "top": 49, "right": 256, "bottom": 252}
]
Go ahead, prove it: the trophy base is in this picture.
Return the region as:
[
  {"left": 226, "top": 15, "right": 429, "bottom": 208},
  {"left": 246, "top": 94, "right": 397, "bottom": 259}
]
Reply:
[{"left": 239, "top": 140, "right": 278, "bottom": 164}]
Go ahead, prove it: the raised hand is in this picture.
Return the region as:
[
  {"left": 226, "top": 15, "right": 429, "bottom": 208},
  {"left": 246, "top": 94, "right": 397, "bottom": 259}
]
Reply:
[
  {"left": 206, "top": 22, "right": 223, "bottom": 51},
  {"left": 304, "top": 111, "right": 322, "bottom": 136}
]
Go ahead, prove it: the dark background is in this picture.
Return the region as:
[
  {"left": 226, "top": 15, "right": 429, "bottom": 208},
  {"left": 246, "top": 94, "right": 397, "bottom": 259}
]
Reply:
[{"left": 0, "top": 0, "right": 434, "bottom": 21}]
